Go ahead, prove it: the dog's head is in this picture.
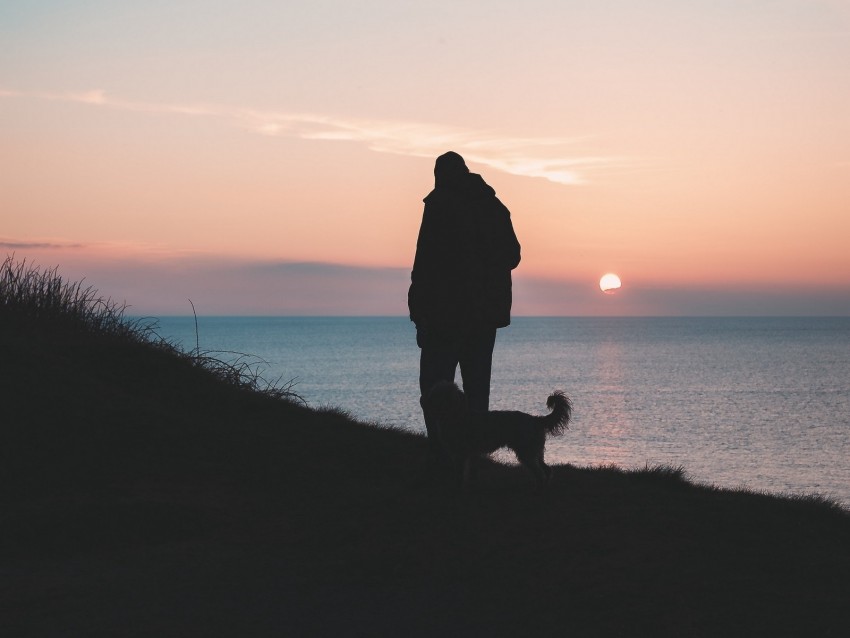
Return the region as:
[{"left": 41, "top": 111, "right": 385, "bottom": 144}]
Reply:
[{"left": 423, "top": 381, "right": 468, "bottom": 422}]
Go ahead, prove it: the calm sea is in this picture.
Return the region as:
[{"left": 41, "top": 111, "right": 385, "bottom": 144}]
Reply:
[{"left": 152, "top": 316, "right": 850, "bottom": 506}]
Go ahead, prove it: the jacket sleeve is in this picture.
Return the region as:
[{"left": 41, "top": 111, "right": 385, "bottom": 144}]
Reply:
[
  {"left": 408, "top": 204, "right": 436, "bottom": 325},
  {"left": 493, "top": 197, "right": 521, "bottom": 270}
]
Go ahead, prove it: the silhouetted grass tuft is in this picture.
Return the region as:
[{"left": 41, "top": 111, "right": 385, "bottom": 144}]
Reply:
[
  {"left": 0, "top": 255, "right": 300, "bottom": 401},
  {"left": 1, "top": 254, "right": 153, "bottom": 338}
]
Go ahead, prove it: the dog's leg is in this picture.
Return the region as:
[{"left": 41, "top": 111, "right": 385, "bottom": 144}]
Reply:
[
  {"left": 533, "top": 463, "right": 548, "bottom": 487},
  {"left": 517, "top": 450, "right": 551, "bottom": 488},
  {"left": 461, "top": 454, "right": 484, "bottom": 487},
  {"left": 542, "top": 459, "right": 553, "bottom": 485},
  {"left": 461, "top": 456, "right": 473, "bottom": 487},
  {"left": 535, "top": 448, "right": 554, "bottom": 486}
]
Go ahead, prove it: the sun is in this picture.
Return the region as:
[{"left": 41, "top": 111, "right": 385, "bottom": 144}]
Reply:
[{"left": 599, "top": 273, "right": 622, "bottom": 294}]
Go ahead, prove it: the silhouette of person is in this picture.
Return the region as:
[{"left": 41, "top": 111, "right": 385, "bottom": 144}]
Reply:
[{"left": 408, "top": 151, "right": 521, "bottom": 462}]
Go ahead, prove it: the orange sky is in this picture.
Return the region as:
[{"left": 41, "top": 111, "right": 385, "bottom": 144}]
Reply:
[{"left": 2, "top": 1, "right": 849, "bottom": 315}]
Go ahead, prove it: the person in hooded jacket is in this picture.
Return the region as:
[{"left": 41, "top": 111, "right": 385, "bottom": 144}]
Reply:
[{"left": 408, "top": 151, "right": 521, "bottom": 462}]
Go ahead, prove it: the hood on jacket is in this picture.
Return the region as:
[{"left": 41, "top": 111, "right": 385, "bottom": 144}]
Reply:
[{"left": 433, "top": 151, "right": 469, "bottom": 189}]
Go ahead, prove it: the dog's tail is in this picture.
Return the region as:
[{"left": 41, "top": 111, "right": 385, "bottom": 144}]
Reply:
[{"left": 544, "top": 391, "right": 572, "bottom": 436}]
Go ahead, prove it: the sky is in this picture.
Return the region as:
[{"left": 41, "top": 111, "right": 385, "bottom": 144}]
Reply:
[{"left": 2, "top": 0, "right": 849, "bottom": 315}]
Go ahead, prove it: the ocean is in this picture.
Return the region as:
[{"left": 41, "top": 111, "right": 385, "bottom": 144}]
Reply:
[{"left": 152, "top": 316, "right": 850, "bottom": 506}]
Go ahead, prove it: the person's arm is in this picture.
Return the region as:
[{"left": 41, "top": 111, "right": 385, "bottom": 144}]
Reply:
[
  {"left": 494, "top": 198, "right": 521, "bottom": 270},
  {"left": 408, "top": 203, "right": 437, "bottom": 326}
]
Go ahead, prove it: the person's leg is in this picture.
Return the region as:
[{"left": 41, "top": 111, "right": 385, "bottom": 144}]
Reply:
[
  {"left": 457, "top": 327, "right": 497, "bottom": 413},
  {"left": 419, "top": 329, "right": 460, "bottom": 457}
]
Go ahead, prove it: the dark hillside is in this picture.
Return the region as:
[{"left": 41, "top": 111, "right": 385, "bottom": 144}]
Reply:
[{"left": 2, "top": 258, "right": 848, "bottom": 637}]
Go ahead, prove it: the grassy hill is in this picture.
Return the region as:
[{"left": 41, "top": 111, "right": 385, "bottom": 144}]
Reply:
[{"left": 2, "top": 257, "right": 849, "bottom": 637}]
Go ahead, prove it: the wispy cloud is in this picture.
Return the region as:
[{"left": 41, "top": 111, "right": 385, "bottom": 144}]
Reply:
[
  {"left": 1, "top": 88, "right": 635, "bottom": 185},
  {"left": 237, "top": 109, "right": 632, "bottom": 185},
  {"left": 0, "top": 239, "right": 85, "bottom": 250}
]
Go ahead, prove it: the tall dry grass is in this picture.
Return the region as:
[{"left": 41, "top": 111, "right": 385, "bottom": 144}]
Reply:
[{"left": 0, "top": 254, "right": 300, "bottom": 401}]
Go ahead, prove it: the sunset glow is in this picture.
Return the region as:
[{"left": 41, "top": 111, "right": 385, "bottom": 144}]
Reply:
[{"left": 2, "top": 1, "right": 849, "bottom": 315}]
